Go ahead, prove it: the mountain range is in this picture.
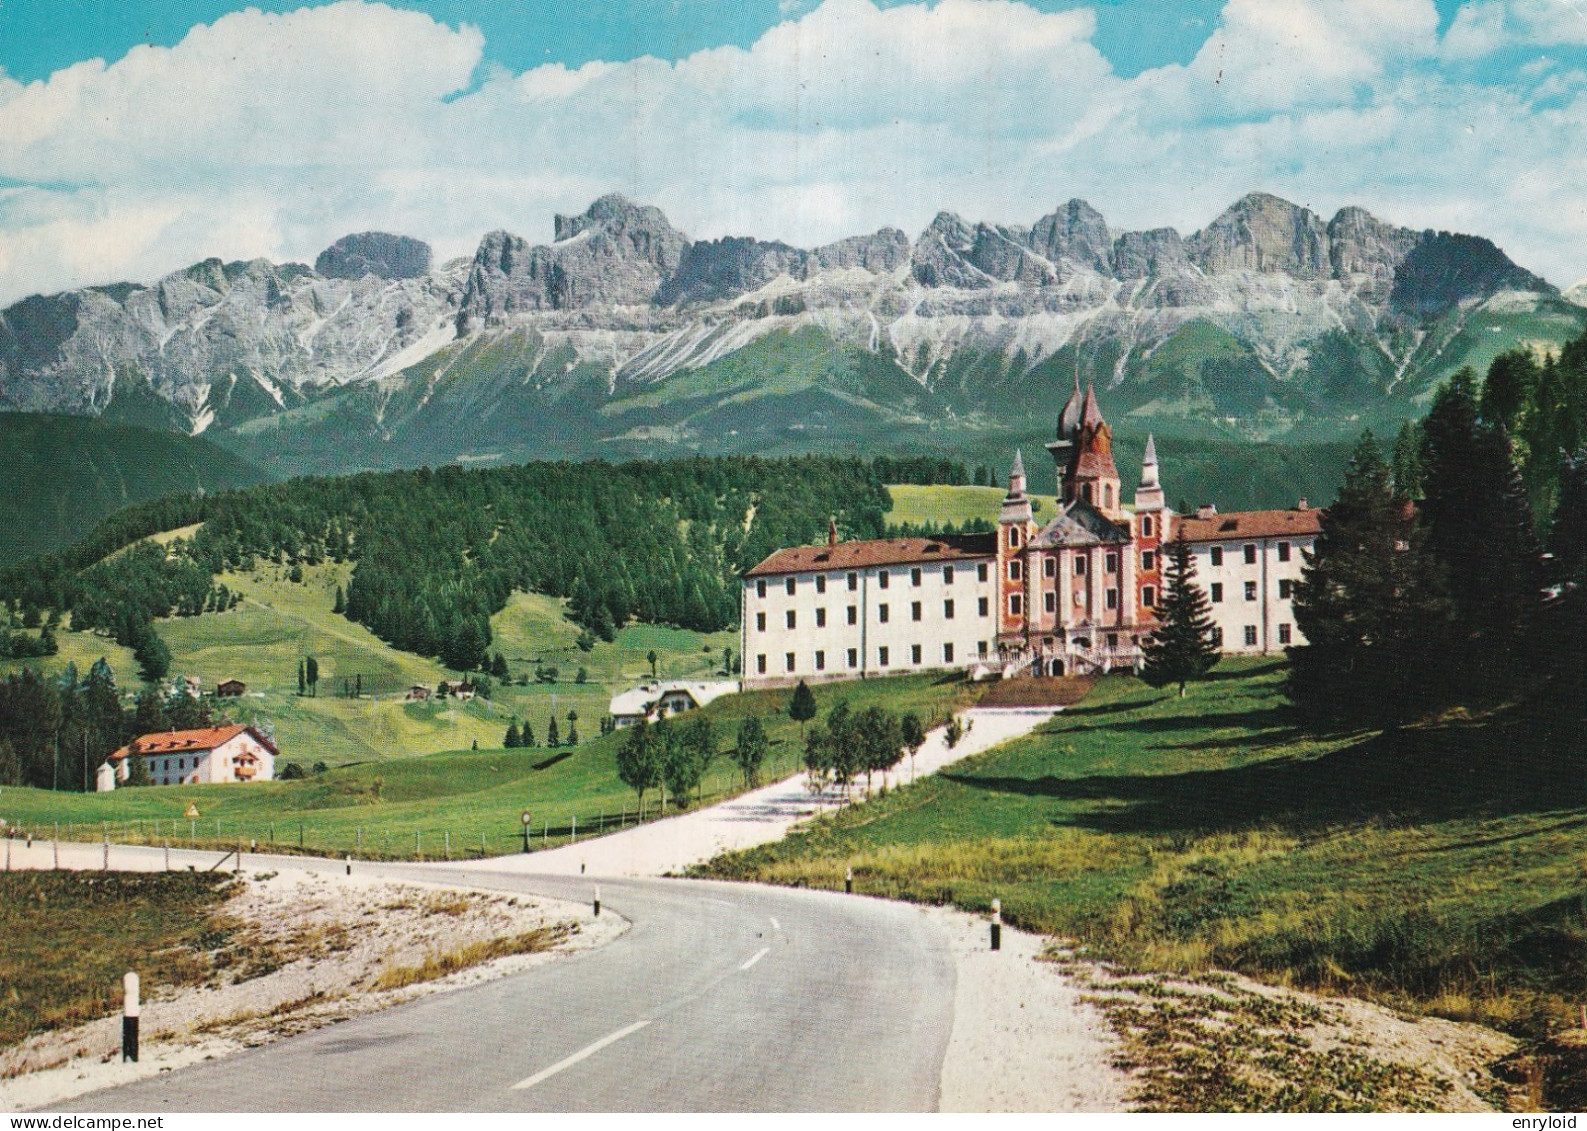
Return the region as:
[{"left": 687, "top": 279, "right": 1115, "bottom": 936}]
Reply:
[{"left": 2, "top": 191, "right": 1583, "bottom": 482}]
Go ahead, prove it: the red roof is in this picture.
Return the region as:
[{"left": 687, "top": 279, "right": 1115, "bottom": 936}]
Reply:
[
  {"left": 1175, "top": 507, "right": 1323, "bottom": 543},
  {"left": 110, "top": 724, "right": 279, "bottom": 761},
  {"left": 745, "top": 534, "right": 997, "bottom": 578}
]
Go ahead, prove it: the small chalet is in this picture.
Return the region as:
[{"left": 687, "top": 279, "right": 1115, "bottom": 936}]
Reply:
[
  {"left": 405, "top": 684, "right": 433, "bottom": 702},
  {"left": 216, "top": 678, "right": 247, "bottom": 698},
  {"left": 439, "top": 680, "right": 476, "bottom": 700},
  {"left": 609, "top": 681, "right": 738, "bottom": 729},
  {"left": 103, "top": 724, "right": 278, "bottom": 789}
]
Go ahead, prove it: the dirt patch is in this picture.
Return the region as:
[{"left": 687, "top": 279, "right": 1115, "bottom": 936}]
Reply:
[
  {"left": 0, "top": 870, "right": 624, "bottom": 1112},
  {"left": 977, "top": 676, "right": 1096, "bottom": 708},
  {"left": 1056, "top": 956, "right": 1515, "bottom": 1112}
]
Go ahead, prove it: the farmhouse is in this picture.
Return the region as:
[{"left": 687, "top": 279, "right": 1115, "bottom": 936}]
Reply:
[
  {"left": 741, "top": 380, "right": 1320, "bottom": 689},
  {"left": 216, "top": 678, "right": 247, "bottom": 697},
  {"left": 104, "top": 724, "right": 278, "bottom": 788},
  {"left": 609, "top": 680, "right": 739, "bottom": 728}
]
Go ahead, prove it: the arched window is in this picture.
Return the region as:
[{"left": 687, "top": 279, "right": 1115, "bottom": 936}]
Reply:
[
  {"left": 1104, "top": 485, "right": 1113, "bottom": 509},
  {"left": 1142, "top": 515, "right": 1153, "bottom": 537}
]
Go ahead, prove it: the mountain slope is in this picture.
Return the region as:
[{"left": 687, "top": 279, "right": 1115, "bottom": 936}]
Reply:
[{"left": 0, "top": 413, "right": 268, "bottom": 565}]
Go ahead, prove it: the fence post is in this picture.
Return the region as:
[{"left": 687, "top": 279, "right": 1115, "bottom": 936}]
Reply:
[
  {"left": 122, "top": 972, "right": 140, "bottom": 1063},
  {"left": 103, "top": 832, "right": 109, "bottom": 871},
  {"left": 444, "top": 830, "right": 450, "bottom": 860},
  {"left": 164, "top": 838, "right": 169, "bottom": 871},
  {"left": 415, "top": 830, "right": 421, "bottom": 860}
]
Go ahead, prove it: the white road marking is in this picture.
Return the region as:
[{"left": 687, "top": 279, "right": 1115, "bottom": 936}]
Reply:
[
  {"left": 739, "top": 946, "right": 771, "bottom": 971},
  {"left": 769, "top": 916, "right": 781, "bottom": 931},
  {"left": 510, "top": 1019, "right": 652, "bottom": 1091}
]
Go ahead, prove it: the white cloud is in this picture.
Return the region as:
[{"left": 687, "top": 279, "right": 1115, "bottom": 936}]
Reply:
[{"left": 0, "top": 0, "right": 1584, "bottom": 305}]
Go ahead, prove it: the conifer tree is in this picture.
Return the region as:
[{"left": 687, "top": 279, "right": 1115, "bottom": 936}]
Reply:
[
  {"left": 733, "top": 716, "right": 768, "bottom": 787},
  {"left": 305, "top": 655, "right": 319, "bottom": 697},
  {"left": 522, "top": 719, "right": 535, "bottom": 747},
  {"left": 332, "top": 586, "right": 345, "bottom": 615},
  {"left": 788, "top": 679, "right": 817, "bottom": 736},
  {"left": 546, "top": 715, "right": 560, "bottom": 748},
  {"left": 504, "top": 720, "right": 520, "bottom": 748},
  {"left": 566, "top": 709, "right": 579, "bottom": 746},
  {"left": 1140, "top": 529, "right": 1220, "bottom": 698}
]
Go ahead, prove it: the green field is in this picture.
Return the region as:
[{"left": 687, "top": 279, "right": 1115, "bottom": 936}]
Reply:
[
  {"left": 0, "top": 673, "right": 977, "bottom": 860},
  {"left": 699, "top": 660, "right": 1587, "bottom": 1036},
  {"left": 885, "top": 483, "right": 1059, "bottom": 528}
]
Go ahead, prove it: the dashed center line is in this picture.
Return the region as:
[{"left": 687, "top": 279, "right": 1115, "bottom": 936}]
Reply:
[
  {"left": 769, "top": 917, "right": 781, "bottom": 931},
  {"left": 739, "top": 946, "right": 771, "bottom": 971},
  {"left": 510, "top": 1019, "right": 652, "bottom": 1091}
]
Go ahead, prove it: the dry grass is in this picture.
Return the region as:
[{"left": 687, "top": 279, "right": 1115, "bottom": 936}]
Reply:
[{"left": 369, "top": 925, "right": 572, "bottom": 992}]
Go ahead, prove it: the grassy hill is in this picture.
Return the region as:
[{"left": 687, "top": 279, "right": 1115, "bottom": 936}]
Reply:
[
  {"left": 0, "top": 413, "right": 267, "bottom": 566},
  {"left": 699, "top": 660, "right": 1587, "bottom": 1038}
]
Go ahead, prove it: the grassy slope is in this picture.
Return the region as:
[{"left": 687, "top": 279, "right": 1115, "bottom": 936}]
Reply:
[
  {"left": 0, "top": 413, "right": 267, "bottom": 566},
  {"left": 886, "top": 484, "right": 1059, "bottom": 527},
  {"left": 0, "top": 871, "right": 236, "bottom": 1046},
  {"left": 0, "top": 672, "right": 977, "bottom": 861},
  {"left": 699, "top": 660, "right": 1587, "bottom": 1034}
]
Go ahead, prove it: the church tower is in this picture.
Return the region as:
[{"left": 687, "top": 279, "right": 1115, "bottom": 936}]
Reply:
[
  {"left": 997, "top": 450, "right": 1035, "bottom": 648},
  {"left": 1063, "top": 384, "right": 1123, "bottom": 518},
  {"left": 1133, "top": 434, "right": 1167, "bottom": 620}
]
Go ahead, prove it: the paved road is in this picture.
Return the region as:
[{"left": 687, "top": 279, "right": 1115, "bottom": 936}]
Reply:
[{"left": 57, "top": 863, "right": 957, "bottom": 1112}]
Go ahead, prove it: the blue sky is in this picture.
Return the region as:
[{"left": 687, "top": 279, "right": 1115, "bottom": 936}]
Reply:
[{"left": 1, "top": 0, "right": 1586, "bottom": 303}]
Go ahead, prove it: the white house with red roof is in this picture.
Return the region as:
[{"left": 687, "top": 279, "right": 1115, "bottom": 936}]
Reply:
[{"left": 103, "top": 724, "right": 278, "bottom": 790}]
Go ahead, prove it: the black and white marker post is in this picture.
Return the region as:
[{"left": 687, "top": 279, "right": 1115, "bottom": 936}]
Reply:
[
  {"left": 122, "top": 971, "right": 140, "bottom": 1062},
  {"left": 990, "top": 898, "right": 1002, "bottom": 952}
]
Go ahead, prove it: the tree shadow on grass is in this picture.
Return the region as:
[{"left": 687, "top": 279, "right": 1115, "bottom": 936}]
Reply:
[{"left": 944, "top": 716, "right": 1587, "bottom": 835}]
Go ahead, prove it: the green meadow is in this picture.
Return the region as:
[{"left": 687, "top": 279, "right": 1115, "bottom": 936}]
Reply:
[
  {"left": 699, "top": 659, "right": 1587, "bottom": 1035},
  {"left": 885, "top": 483, "right": 1059, "bottom": 528}
]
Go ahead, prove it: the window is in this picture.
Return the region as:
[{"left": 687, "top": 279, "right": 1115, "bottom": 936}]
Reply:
[
  {"left": 786, "top": 609, "right": 797, "bottom": 629},
  {"left": 977, "top": 563, "right": 988, "bottom": 582},
  {"left": 816, "top": 575, "right": 827, "bottom": 594},
  {"left": 1278, "top": 623, "right": 1292, "bottom": 644},
  {"left": 1243, "top": 625, "right": 1258, "bottom": 647},
  {"left": 1106, "top": 588, "right": 1118, "bottom": 609},
  {"left": 1107, "top": 633, "right": 1118, "bottom": 648},
  {"left": 815, "top": 650, "right": 826, "bottom": 671},
  {"left": 1105, "top": 484, "right": 1113, "bottom": 509},
  {"left": 943, "top": 643, "right": 955, "bottom": 663},
  {"left": 1044, "top": 557, "right": 1056, "bottom": 577},
  {"left": 1244, "top": 544, "right": 1257, "bottom": 565},
  {"left": 847, "top": 647, "right": 858, "bottom": 669},
  {"left": 911, "top": 601, "right": 922, "bottom": 622},
  {"left": 1142, "top": 550, "right": 1155, "bottom": 572},
  {"left": 815, "top": 607, "right": 827, "bottom": 628},
  {"left": 1083, "top": 483, "right": 1093, "bottom": 503},
  {"left": 1008, "top": 527, "right": 1021, "bottom": 547},
  {"left": 878, "top": 646, "right": 890, "bottom": 667},
  {"left": 978, "top": 597, "right": 989, "bottom": 617},
  {"left": 1106, "top": 552, "right": 1118, "bottom": 573},
  {"left": 879, "top": 604, "right": 890, "bottom": 624},
  {"left": 1210, "top": 547, "right": 1223, "bottom": 567},
  {"left": 1074, "top": 554, "right": 1087, "bottom": 575},
  {"left": 756, "top": 611, "right": 766, "bottom": 632},
  {"left": 757, "top": 654, "right": 767, "bottom": 674},
  {"left": 878, "top": 571, "right": 890, "bottom": 589},
  {"left": 1277, "top": 541, "right": 1291, "bottom": 563},
  {"left": 1044, "top": 592, "right": 1056, "bottom": 613},
  {"left": 1278, "top": 578, "right": 1293, "bottom": 599},
  {"left": 1244, "top": 580, "right": 1257, "bottom": 602},
  {"left": 978, "top": 640, "right": 988, "bottom": 657},
  {"left": 756, "top": 579, "right": 767, "bottom": 598},
  {"left": 944, "top": 599, "right": 955, "bottom": 619},
  {"left": 1211, "top": 627, "right": 1224, "bottom": 647},
  {"left": 1008, "top": 560, "right": 1021, "bottom": 581},
  {"left": 787, "top": 577, "right": 797, "bottom": 595},
  {"left": 848, "top": 572, "right": 858, "bottom": 591},
  {"left": 911, "top": 644, "right": 922, "bottom": 665},
  {"left": 1141, "top": 515, "right": 1153, "bottom": 537},
  {"left": 943, "top": 565, "right": 955, "bottom": 584},
  {"left": 1143, "top": 585, "right": 1156, "bottom": 608},
  {"left": 1211, "top": 582, "right": 1224, "bottom": 603},
  {"left": 1009, "top": 594, "right": 1023, "bottom": 615},
  {"left": 911, "top": 567, "right": 922, "bottom": 587},
  {"left": 847, "top": 605, "right": 858, "bottom": 625},
  {"left": 786, "top": 652, "right": 797, "bottom": 672}
]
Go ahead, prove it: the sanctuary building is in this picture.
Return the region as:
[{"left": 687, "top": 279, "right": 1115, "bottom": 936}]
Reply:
[{"left": 741, "top": 380, "right": 1321, "bottom": 689}]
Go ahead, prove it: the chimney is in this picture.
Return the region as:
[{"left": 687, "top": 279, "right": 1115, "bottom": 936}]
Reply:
[
  {"left": 1296, "top": 498, "right": 1309, "bottom": 511},
  {"left": 1195, "top": 504, "right": 1218, "bottom": 519},
  {"left": 828, "top": 516, "right": 838, "bottom": 548}
]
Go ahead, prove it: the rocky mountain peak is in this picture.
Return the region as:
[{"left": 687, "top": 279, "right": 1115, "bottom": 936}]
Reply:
[
  {"left": 1188, "top": 191, "right": 1329, "bottom": 278},
  {"left": 1029, "top": 199, "right": 1113, "bottom": 276},
  {"left": 315, "top": 232, "right": 433, "bottom": 281}
]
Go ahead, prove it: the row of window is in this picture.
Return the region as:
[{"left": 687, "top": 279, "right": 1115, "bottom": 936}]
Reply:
[
  {"left": 1010, "top": 588, "right": 1125, "bottom": 616},
  {"left": 1205, "top": 541, "right": 1295, "bottom": 568},
  {"left": 755, "top": 597, "right": 994, "bottom": 632},
  {"left": 1208, "top": 579, "right": 1295, "bottom": 603},
  {"left": 754, "top": 563, "right": 991, "bottom": 599},
  {"left": 1212, "top": 624, "right": 1295, "bottom": 647},
  {"left": 756, "top": 640, "right": 987, "bottom": 674}
]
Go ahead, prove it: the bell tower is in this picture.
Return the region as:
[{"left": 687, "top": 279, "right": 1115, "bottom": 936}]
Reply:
[{"left": 1063, "top": 384, "right": 1122, "bottom": 518}]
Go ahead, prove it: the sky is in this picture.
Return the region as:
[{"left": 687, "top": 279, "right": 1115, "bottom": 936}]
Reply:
[{"left": 1, "top": 0, "right": 1586, "bottom": 304}]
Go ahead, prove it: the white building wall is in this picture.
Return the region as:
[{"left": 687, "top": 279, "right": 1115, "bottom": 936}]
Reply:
[
  {"left": 743, "top": 559, "right": 998, "bottom": 689},
  {"left": 1193, "top": 535, "right": 1314, "bottom": 655}
]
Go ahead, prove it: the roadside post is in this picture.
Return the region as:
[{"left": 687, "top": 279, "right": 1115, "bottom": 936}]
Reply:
[
  {"left": 593, "top": 885, "right": 601, "bottom": 917},
  {"left": 122, "top": 972, "right": 140, "bottom": 1062},
  {"left": 990, "top": 898, "right": 1002, "bottom": 952},
  {"left": 521, "top": 810, "right": 532, "bottom": 854},
  {"left": 102, "top": 831, "right": 109, "bottom": 870},
  {"left": 345, "top": 854, "right": 352, "bottom": 876},
  {"left": 845, "top": 866, "right": 853, "bottom": 894}
]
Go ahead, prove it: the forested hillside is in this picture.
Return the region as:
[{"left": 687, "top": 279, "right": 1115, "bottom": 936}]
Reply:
[{"left": 0, "top": 413, "right": 266, "bottom": 565}]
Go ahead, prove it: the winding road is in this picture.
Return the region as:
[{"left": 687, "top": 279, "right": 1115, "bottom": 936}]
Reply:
[{"left": 57, "top": 863, "right": 959, "bottom": 1112}]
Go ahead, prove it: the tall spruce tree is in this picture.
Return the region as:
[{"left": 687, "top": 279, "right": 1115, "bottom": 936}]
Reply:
[
  {"left": 1288, "top": 433, "right": 1450, "bottom": 725},
  {"left": 788, "top": 679, "right": 817, "bottom": 735},
  {"left": 1421, "top": 370, "right": 1544, "bottom": 697},
  {"left": 1140, "top": 529, "right": 1220, "bottom": 697},
  {"left": 1539, "top": 450, "right": 1587, "bottom": 735}
]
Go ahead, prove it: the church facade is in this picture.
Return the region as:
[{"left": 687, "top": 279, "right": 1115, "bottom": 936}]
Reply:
[{"left": 741, "top": 381, "right": 1320, "bottom": 689}]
